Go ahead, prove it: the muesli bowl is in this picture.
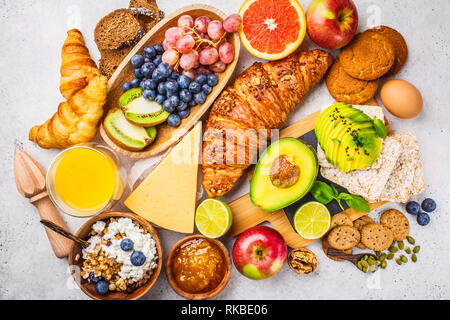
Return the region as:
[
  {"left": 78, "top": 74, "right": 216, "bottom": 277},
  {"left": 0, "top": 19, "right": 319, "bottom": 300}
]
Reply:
[{"left": 68, "top": 212, "right": 163, "bottom": 300}]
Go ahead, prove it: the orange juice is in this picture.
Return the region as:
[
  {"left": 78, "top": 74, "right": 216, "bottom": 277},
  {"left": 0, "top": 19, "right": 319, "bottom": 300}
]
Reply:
[{"left": 53, "top": 147, "right": 119, "bottom": 214}]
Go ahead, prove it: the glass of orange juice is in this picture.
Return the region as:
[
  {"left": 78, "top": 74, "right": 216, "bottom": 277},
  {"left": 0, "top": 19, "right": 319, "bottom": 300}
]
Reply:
[{"left": 46, "top": 143, "right": 125, "bottom": 218}]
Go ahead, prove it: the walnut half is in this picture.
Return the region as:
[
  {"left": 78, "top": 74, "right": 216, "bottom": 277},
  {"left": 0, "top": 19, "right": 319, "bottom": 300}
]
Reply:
[{"left": 288, "top": 248, "right": 318, "bottom": 275}]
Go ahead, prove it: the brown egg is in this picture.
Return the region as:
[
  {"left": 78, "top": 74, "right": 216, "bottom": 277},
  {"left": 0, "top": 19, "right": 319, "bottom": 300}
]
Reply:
[{"left": 380, "top": 79, "right": 423, "bottom": 119}]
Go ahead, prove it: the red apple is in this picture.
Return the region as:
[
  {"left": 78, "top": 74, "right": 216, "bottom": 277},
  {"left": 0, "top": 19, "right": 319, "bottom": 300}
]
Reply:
[
  {"left": 232, "top": 226, "right": 287, "bottom": 280},
  {"left": 306, "top": 0, "right": 359, "bottom": 50}
]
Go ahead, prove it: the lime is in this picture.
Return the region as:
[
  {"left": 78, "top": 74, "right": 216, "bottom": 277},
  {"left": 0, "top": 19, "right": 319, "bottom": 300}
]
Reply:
[
  {"left": 294, "top": 202, "right": 331, "bottom": 240},
  {"left": 195, "top": 199, "right": 233, "bottom": 238}
]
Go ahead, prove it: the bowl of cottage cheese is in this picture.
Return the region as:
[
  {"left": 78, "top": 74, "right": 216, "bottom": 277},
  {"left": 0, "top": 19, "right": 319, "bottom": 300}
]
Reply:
[{"left": 68, "top": 212, "right": 162, "bottom": 300}]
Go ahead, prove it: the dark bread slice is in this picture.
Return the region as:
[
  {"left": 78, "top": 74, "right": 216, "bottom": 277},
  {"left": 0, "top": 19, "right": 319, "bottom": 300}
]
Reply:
[
  {"left": 129, "top": 0, "right": 161, "bottom": 32},
  {"left": 95, "top": 9, "right": 144, "bottom": 50},
  {"left": 99, "top": 46, "right": 133, "bottom": 78}
]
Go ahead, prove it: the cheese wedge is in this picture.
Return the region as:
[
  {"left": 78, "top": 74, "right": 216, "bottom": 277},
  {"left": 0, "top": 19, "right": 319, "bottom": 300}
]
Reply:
[{"left": 125, "top": 123, "right": 202, "bottom": 233}]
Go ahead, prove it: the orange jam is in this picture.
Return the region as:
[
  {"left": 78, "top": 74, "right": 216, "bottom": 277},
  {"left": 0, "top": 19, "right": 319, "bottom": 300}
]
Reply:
[{"left": 172, "top": 238, "right": 226, "bottom": 294}]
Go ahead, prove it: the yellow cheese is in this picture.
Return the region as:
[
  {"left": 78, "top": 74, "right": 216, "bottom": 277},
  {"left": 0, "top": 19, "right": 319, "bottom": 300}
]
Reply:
[{"left": 125, "top": 123, "right": 202, "bottom": 233}]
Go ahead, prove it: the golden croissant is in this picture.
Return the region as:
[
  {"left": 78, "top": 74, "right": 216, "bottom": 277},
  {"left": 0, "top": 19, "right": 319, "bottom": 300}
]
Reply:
[
  {"left": 202, "top": 50, "right": 333, "bottom": 198},
  {"left": 29, "top": 29, "right": 108, "bottom": 149}
]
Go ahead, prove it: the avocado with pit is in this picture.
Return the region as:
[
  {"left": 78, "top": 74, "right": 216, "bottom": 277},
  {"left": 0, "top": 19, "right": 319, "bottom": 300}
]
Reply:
[
  {"left": 315, "top": 103, "right": 382, "bottom": 172},
  {"left": 120, "top": 89, "right": 169, "bottom": 126},
  {"left": 104, "top": 109, "right": 157, "bottom": 151},
  {"left": 250, "top": 138, "right": 318, "bottom": 212}
]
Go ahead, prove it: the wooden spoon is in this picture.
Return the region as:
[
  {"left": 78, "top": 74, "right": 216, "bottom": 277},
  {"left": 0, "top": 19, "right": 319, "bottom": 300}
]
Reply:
[
  {"left": 327, "top": 248, "right": 378, "bottom": 266},
  {"left": 14, "top": 146, "right": 73, "bottom": 258}
]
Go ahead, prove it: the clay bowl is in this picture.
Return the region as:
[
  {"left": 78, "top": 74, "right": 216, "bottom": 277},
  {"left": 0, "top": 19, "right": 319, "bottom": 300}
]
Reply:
[
  {"left": 166, "top": 235, "right": 232, "bottom": 300},
  {"left": 68, "top": 212, "right": 163, "bottom": 300},
  {"left": 99, "top": 4, "right": 241, "bottom": 158}
]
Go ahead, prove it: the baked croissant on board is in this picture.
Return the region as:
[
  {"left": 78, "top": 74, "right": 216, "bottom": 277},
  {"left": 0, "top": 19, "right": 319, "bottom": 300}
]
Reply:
[
  {"left": 202, "top": 50, "right": 333, "bottom": 198},
  {"left": 29, "top": 29, "right": 108, "bottom": 149}
]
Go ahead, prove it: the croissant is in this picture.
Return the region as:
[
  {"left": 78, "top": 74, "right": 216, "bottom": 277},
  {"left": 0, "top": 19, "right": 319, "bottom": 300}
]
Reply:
[
  {"left": 202, "top": 50, "right": 333, "bottom": 198},
  {"left": 29, "top": 29, "right": 108, "bottom": 149}
]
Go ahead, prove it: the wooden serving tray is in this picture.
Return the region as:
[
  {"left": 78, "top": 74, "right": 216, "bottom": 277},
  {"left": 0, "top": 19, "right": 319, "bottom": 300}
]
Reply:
[
  {"left": 99, "top": 4, "right": 241, "bottom": 158},
  {"left": 226, "top": 99, "right": 393, "bottom": 248}
]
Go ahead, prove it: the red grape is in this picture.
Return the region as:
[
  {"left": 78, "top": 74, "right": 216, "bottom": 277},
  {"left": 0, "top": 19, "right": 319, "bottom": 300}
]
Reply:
[
  {"left": 182, "top": 70, "right": 196, "bottom": 80},
  {"left": 163, "top": 39, "right": 172, "bottom": 51},
  {"left": 165, "top": 27, "right": 184, "bottom": 45},
  {"left": 195, "top": 66, "right": 212, "bottom": 75},
  {"left": 207, "top": 20, "right": 224, "bottom": 41},
  {"left": 199, "top": 47, "right": 219, "bottom": 65},
  {"left": 176, "top": 35, "right": 196, "bottom": 54},
  {"left": 194, "top": 16, "right": 211, "bottom": 33},
  {"left": 179, "top": 50, "right": 199, "bottom": 70},
  {"left": 210, "top": 60, "right": 227, "bottom": 73},
  {"left": 223, "top": 14, "right": 242, "bottom": 33},
  {"left": 162, "top": 49, "right": 179, "bottom": 66},
  {"left": 219, "top": 41, "right": 235, "bottom": 64},
  {"left": 178, "top": 15, "right": 194, "bottom": 31}
]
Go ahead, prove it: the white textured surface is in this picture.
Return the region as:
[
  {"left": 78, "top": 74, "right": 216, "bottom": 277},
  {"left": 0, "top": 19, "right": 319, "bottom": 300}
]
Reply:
[{"left": 1, "top": 0, "right": 450, "bottom": 300}]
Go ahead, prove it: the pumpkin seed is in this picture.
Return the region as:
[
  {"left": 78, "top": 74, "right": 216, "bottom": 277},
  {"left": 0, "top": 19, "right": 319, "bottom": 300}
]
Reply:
[
  {"left": 400, "top": 255, "right": 408, "bottom": 263},
  {"left": 379, "top": 253, "right": 387, "bottom": 261},
  {"left": 389, "top": 246, "right": 398, "bottom": 253},
  {"left": 396, "top": 258, "right": 403, "bottom": 265},
  {"left": 362, "top": 266, "right": 368, "bottom": 273},
  {"left": 407, "top": 236, "right": 415, "bottom": 245},
  {"left": 368, "top": 257, "right": 377, "bottom": 265},
  {"left": 398, "top": 241, "right": 404, "bottom": 250},
  {"left": 413, "top": 246, "right": 421, "bottom": 253},
  {"left": 405, "top": 247, "right": 411, "bottom": 254},
  {"left": 375, "top": 251, "right": 381, "bottom": 257},
  {"left": 357, "top": 261, "right": 363, "bottom": 270},
  {"left": 369, "top": 265, "right": 377, "bottom": 273},
  {"left": 381, "top": 260, "right": 387, "bottom": 269},
  {"left": 387, "top": 253, "right": 395, "bottom": 260},
  {"left": 412, "top": 254, "right": 418, "bottom": 262},
  {"left": 361, "top": 260, "right": 369, "bottom": 268}
]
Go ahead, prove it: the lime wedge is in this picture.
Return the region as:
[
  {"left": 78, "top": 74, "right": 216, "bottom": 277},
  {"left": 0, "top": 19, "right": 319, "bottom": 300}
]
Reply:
[
  {"left": 294, "top": 202, "right": 331, "bottom": 240},
  {"left": 195, "top": 199, "right": 233, "bottom": 239}
]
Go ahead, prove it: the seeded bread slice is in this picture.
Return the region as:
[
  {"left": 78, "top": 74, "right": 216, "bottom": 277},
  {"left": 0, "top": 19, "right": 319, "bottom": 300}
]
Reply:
[
  {"left": 95, "top": 9, "right": 144, "bottom": 50},
  {"left": 99, "top": 46, "right": 133, "bottom": 79},
  {"left": 129, "top": 0, "right": 162, "bottom": 32}
]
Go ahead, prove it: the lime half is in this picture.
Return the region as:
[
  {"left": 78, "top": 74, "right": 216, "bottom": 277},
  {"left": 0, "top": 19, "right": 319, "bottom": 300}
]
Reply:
[
  {"left": 294, "top": 201, "right": 331, "bottom": 240},
  {"left": 195, "top": 199, "right": 233, "bottom": 238}
]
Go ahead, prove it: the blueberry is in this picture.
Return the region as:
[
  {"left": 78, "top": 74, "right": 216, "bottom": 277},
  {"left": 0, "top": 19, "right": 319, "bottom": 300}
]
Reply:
[
  {"left": 154, "top": 44, "right": 164, "bottom": 55},
  {"left": 194, "top": 92, "right": 206, "bottom": 104},
  {"left": 168, "top": 95, "right": 180, "bottom": 107},
  {"left": 144, "top": 46, "right": 156, "bottom": 59},
  {"left": 417, "top": 212, "right": 430, "bottom": 226},
  {"left": 152, "top": 69, "right": 164, "bottom": 83},
  {"left": 207, "top": 74, "right": 218, "bottom": 87},
  {"left": 157, "top": 82, "right": 167, "bottom": 95},
  {"left": 153, "top": 54, "right": 162, "bottom": 66},
  {"left": 406, "top": 201, "right": 421, "bottom": 215},
  {"left": 179, "top": 89, "right": 192, "bottom": 103},
  {"left": 157, "top": 63, "right": 172, "bottom": 78},
  {"left": 155, "top": 94, "right": 166, "bottom": 105},
  {"left": 202, "top": 84, "right": 212, "bottom": 95},
  {"left": 141, "top": 62, "right": 156, "bottom": 78},
  {"left": 122, "top": 82, "right": 132, "bottom": 92},
  {"left": 167, "top": 114, "right": 181, "bottom": 127},
  {"left": 165, "top": 80, "right": 179, "bottom": 93},
  {"left": 130, "top": 78, "right": 141, "bottom": 88},
  {"left": 89, "top": 272, "right": 103, "bottom": 284},
  {"left": 163, "top": 99, "right": 176, "bottom": 113},
  {"left": 131, "top": 54, "right": 145, "bottom": 68},
  {"left": 134, "top": 68, "right": 144, "bottom": 79},
  {"left": 120, "top": 238, "right": 134, "bottom": 252},
  {"left": 148, "top": 79, "right": 157, "bottom": 89},
  {"left": 140, "top": 79, "right": 152, "bottom": 90},
  {"left": 178, "top": 75, "right": 191, "bottom": 89},
  {"left": 143, "top": 89, "right": 156, "bottom": 100},
  {"left": 130, "top": 251, "right": 146, "bottom": 267},
  {"left": 95, "top": 280, "right": 109, "bottom": 296},
  {"left": 178, "top": 109, "right": 190, "bottom": 119},
  {"left": 189, "top": 82, "right": 201, "bottom": 93},
  {"left": 177, "top": 101, "right": 189, "bottom": 111},
  {"left": 421, "top": 198, "right": 436, "bottom": 212},
  {"left": 194, "top": 74, "right": 207, "bottom": 85}
]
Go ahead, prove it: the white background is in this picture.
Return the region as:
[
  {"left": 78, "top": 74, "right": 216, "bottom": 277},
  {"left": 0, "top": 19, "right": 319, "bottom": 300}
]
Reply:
[{"left": 1, "top": 0, "right": 449, "bottom": 299}]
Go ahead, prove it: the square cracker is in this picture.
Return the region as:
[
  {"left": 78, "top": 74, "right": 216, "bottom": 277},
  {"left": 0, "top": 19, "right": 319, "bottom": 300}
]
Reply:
[{"left": 321, "top": 136, "right": 402, "bottom": 202}]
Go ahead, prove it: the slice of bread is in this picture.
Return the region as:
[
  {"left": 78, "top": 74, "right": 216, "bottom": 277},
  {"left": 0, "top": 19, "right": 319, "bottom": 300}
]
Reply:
[
  {"left": 95, "top": 9, "right": 144, "bottom": 50},
  {"left": 129, "top": 0, "right": 161, "bottom": 32},
  {"left": 99, "top": 46, "right": 133, "bottom": 78}
]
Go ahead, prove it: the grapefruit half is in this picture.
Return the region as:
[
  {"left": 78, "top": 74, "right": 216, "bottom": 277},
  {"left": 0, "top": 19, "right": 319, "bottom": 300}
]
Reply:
[{"left": 239, "top": 0, "right": 306, "bottom": 60}]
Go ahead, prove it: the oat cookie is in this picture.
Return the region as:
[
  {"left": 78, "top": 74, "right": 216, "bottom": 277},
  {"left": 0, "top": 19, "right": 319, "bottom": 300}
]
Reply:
[
  {"left": 327, "top": 225, "right": 361, "bottom": 250},
  {"left": 340, "top": 31, "right": 395, "bottom": 80},
  {"left": 368, "top": 26, "right": 408, "bottom": 76},
  {"left": 353, "top": 215, "right": 374, "bottom": 249},
  {"left": 326, "top": 58, "right": 379, "bottom": 104},
  {"left": 361, "top": 223, "right": 394, "bottom": 251},
  {"left": 380, "top": 209, "right": 410, "bottom": 241},
  {"left": 322, "top": 237, "right": 353, "bottom": 262},
  {"left": 330, "top": 213, "right": 353, "bottom": 230}
]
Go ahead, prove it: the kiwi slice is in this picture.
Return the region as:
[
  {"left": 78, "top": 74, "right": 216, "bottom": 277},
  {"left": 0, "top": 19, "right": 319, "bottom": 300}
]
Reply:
[
  {"left": 120, "top": 88, "right": 143, "bottom": 107},
  {"left": 122, "top": 95, "right": 169, "bottom": 126},
  {"left": 104, "top": 109, "right": 157, "bottom": 151}
]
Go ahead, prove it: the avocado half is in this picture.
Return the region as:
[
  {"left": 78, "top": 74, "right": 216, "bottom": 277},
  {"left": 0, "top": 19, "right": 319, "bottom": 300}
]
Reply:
[{"left": 250, "top": 138, "right": 318, "bottom": 212}]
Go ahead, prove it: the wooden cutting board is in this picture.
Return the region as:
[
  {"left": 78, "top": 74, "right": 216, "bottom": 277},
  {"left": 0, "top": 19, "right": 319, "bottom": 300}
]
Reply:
[{"left": 226, "top": 99, "right": 393, "bottom": 248}]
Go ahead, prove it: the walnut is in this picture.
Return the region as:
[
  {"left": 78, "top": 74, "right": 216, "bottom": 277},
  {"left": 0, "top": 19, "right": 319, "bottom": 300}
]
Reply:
[{"left": 288, "top": 248, "right": 318, "bottom": 275}]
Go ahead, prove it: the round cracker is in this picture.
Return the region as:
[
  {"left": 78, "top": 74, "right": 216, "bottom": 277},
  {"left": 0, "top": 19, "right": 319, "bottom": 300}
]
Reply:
[
  {"left": 353, "top": 215, "right": 374, "bottom": 249},
  {"left": 380, "top": 209, "right": 410, "bottom": 241},
  {"left": 327, "top": 225, "right": 360, "bottom": 250},
  {"left": 361, "top": 223, "right": 394, "bottom": 251},
  {"left": 322, "top": 237, "right": 353, "bottom": 262},
  {"left": 330, "top": 213, "right": 353, "bottom": 230}
]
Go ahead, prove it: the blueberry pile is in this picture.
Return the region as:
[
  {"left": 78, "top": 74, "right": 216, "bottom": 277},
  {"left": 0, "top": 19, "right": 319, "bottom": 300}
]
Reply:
[
  {"left": 406, "top": 198, "right": 436, "bottom": 226},
  {"left": 122, "top": 44, "right": 219, "bottom": 127}
]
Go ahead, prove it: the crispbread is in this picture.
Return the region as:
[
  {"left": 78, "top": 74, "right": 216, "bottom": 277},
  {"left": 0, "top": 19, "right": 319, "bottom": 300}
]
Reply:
[
  {"left": 321, "top": 136, "right": 402, "bottom": 202},
  {"left": 410, "top": 159, "right": 426, "bottom": 195}
]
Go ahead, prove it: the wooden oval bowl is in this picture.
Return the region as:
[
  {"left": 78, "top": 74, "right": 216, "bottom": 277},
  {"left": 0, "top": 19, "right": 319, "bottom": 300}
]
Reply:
[
  {"left": 68, "top": 212, "right": 163, "bottom": 300},
  {"left": 166, "top": 235, "right": 232, "bottom": 300},
  {"left": 99, "top": 4, "right": 241, "bottom": 158}
]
